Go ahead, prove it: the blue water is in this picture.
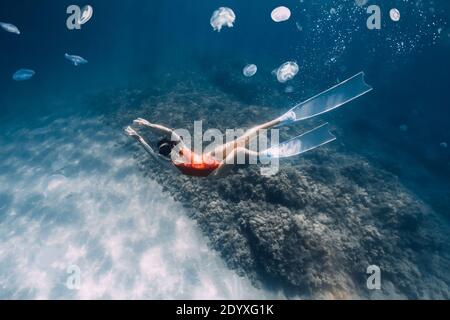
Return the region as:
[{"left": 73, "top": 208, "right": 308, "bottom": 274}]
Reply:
[{"left": 0, "top": 0, "right": 449, "bottom": 299}]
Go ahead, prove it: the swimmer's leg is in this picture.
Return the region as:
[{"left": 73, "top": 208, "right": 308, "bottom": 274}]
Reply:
[
  {"left": 278, "top": 72, "right": 373, "bottom": 126},
  {"left": 261, "top": 123, "right": 336, "bottom": 159},
  {"left": 212, "top": 124, "right": 335, "bottom": 177},
  {"left": 210, "top": 117, "right": 282, "bottom": 160},
  {"left": 209, "top": 73, "right": 371, "bottom": 159}
]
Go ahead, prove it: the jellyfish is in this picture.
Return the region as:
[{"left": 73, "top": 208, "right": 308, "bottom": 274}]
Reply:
[
  {"left": 285, "top": 86, "right": 294, "bottom": 93},
  {"left": 243, "top": 64, "right": 257, "bottom": 77},
  {"left": 274, "top": 61, "right": 299, "bottom": 83},
  {"left": 46, "top": 174, "right": 68, "bottom": 192},
  {"left": 12, "top": 69, "right": 35, "bottom": 81},
  {"left": 0, "top": 22, "right": 20, "bottom": 35},
  {"left": 210, "top": 7, "right": 236, "bottom": 32},
  {"left": 390, "top": 8, "right": 401, "bottom": 22},
  {"left": 43, "top": 174, "right": 70, "bottom": 197},
  {"left": 65, "top": 53, "right": 88, "bottom": 66},
  {"left": 78, "top": 5, "right": 94, "bottom": 25},
  {"left": 271, "top": 6, "right": 291, "bottom": 23}
]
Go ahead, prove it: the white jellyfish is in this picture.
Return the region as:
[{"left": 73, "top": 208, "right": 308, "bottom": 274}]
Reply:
[
  {"left": 271, "top": 6, "right": 291, "bottom": 23},
  {"left": 243, "top": 64, "right": 257, "bottom": 77},
  {"left": 274, "top": 61, "right": 299, "bottom": 83},
  {"left": 0, "top": 22, "right": 20, "bottom": 35},
  {"left": 65, "top": 53, "right": 88, "bottom": 66},
  {"left": 78, "top": 5, "right": 94, "bottom": 25},
  {"left": 390, "top": 8, "right": 401, "bottom": 22},
  {"left": 12, "top": 69, "right": 35, "bottom": 81},
  {"left": 210, "top": 7, "right": 236, "bottom": 32}
]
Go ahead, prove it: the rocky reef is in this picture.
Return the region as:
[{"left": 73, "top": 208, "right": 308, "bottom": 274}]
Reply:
[{"left": 100, "top": 77, "right": 449, "bottom": 299}]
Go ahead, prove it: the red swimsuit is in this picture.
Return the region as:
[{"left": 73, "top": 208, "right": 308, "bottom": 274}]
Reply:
[{"left": 173, "top": 147, "right": 220, "bottom": 177}]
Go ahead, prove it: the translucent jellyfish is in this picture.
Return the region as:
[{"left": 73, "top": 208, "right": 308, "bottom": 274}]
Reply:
[
  {"left": 440, "top": 142, "right": 448, "bottom": 148},
  {"left": 12, "top": 69, "right": 35, "bottom": 81},
  {"left": 399, "top": 124, "right": 408, "bottom": 132},
  {"left": 78, "top": 5, "right": 94, "bottom": 25},
  {"left": 46, "top": 174, "right": 68, "bottom": 193},
  {"left": 274, "top": 61, "right": 299, "bottom": 83},
  {"left": 271, "top": 6, "right": 291, "bottom": 23},
  {"left": 243, "top": 64, "right": 257, "bottom": 77},
  {"left": 65, "top": 53, "right": 88, "bottom": 66},
  {"left": 285, "top": 86, "right": 294, "bottom": 93},
  {"left": 0, "top": 22, "right": 20, "bottom": 34},
  {"left": 210, "top": 7, "right": 236, "bottom": 32},
  {"left": 43, "top": 174, "right": 70, "bottom": 197},
  {"left": 390, "top": 8, "right": 401, "bottom": 22}
]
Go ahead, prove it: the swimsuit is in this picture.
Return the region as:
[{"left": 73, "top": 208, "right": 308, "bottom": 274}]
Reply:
[{"left": 173, "top": 147, "right": 221, "bottom": 177}]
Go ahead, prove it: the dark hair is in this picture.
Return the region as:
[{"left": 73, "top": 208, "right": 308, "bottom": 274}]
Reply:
[{"left": 157, "top": 137, "right": 177, "bottom": 157}]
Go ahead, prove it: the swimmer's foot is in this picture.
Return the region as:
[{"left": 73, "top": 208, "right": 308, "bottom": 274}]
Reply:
[
  {"left": 278, "top": 110, "right": 297, "bottom": 125},
  {"left": 133, "top": 118, "right": 152, "bottom": 127}
]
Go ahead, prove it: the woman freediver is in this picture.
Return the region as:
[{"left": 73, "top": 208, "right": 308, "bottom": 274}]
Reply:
[{"left": 124, "top": 72, "right": 372, "bottom": 178}]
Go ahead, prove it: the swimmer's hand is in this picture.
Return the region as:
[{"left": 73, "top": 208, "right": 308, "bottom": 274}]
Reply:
[
  {"left": 124, "top": 126, "right": 140, "bottom": 139},
  {"left": 133, "top": 118, "right": 153, "bottom": 127}
]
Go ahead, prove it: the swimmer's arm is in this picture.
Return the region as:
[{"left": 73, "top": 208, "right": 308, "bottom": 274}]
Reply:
[
  {"left": 133, "top": 118, "right": 183, "bottom": 142},
  {"left": 137, "top": 136, "right": 156, "bottom": 156},
  {"left": 125, "top": 126, "right": 158, "bottom": 156}
]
